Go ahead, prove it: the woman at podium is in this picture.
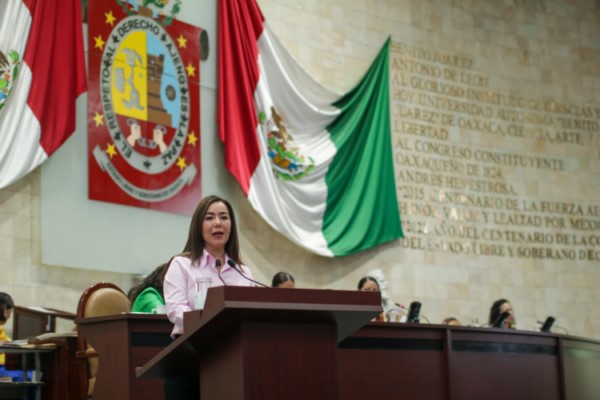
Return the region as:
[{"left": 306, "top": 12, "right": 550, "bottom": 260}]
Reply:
[
  {"left": 162, "top": 195, "right": 255, "bottom": 399},
  {"left": 163, "top": 195, "right": 255, "bottom": 336}
]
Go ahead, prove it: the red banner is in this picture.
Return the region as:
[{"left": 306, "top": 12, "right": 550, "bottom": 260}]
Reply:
[{"left": 88, "top": 0, "right": 206, "bottom": 215}]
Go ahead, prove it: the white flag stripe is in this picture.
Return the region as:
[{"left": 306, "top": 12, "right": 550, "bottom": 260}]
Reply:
[
  {"left": 0, "top": 0, "right": 32, "bottom": 54},
  {"left": 0, "top": 68, "right": 47, "bottom": 190},
  {"left": 248, "top": 156, "right": 334, "bottom": 256},
  {"left": 247, "top": 26, "right": 344, "bottom": 256},
  {"left": 260, "top": 25, "right": 340, "bottom": 125},
  {"left": 0, "top": 0, "right": 44, "bottom": 188}
]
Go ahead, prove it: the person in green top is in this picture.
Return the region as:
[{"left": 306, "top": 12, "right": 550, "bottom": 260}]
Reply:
[{"left": 129, "top": 263, "right": 169, "bottom": 313}]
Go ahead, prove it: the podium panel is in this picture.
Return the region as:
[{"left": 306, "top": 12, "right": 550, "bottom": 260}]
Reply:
[
  {"left": 449, "top": 330, "right": 560, "bottom": 400},
  {"left": 137, "top": 287, "right": 382, "bottom": 400},
  {"left": 201, "top": 322, "right": 338, "bottom": 399}
]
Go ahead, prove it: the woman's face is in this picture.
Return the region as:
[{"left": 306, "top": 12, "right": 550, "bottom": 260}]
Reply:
[
  {"left": 2, "top": 307, "right": 12, "bottom": 325},
  {"left": 360, "top": 280, "right": 379, "bottom": 292},
  {"left": 201, "top": 201, "right": 231, "bottom": 253},
  {"left": 276, "top": 280, "right": 295, "bottom": 289}
]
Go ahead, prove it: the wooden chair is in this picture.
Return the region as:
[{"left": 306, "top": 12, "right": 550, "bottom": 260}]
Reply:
[{"left": 75, "top": 282, "right": 130, "bottom": 398}]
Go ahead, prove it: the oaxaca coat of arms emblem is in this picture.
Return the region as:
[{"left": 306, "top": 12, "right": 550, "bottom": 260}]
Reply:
[{"left": 88, "top": 0, "right": 208, "bottom": 215}]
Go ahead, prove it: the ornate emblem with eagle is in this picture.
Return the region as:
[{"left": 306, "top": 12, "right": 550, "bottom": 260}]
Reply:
[
  {"left": 0, "top": 49, "right": 21, "bottom": 112},
  {"left": 259, "top": 106, "right": 315, "bottom": 181}
]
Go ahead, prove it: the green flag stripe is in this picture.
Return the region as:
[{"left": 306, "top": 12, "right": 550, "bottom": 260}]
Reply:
[{"left": 323, "top": 38, "right": 404, "bottom": 256}]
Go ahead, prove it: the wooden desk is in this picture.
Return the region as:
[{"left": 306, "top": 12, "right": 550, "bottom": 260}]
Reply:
[
  {"left": 75, "top": 310, "right": 599, "bottom": 400},
  {"left": 561, "top": 335, "right": 600, "bottom": 400},
  {"left": 38, "top": 334, "right": 83, "bottom": 400},
  {"left": 76, "top": 313, "right": 172, "bottom": 400},
  {"left": 339, "top": 323, "right": 600, "bottom": 400},
  {"left": 0, "top": 382, "right": 40, "bottom": 400},
  {"left": 6, "top": 333, "right": 98, "bottom": 400},
  {"left": 0, "top": 345, "right": 54, "bottom": 400},
  {"left": 12, "top": 306, "right": 76, "bottom": 340}
]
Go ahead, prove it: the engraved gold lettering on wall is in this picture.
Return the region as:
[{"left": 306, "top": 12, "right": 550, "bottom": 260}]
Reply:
[{"left": 391, "top": 40, "right": 599, "bottom": 261}]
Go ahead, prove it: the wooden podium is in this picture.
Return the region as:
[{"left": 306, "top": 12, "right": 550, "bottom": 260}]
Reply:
[
  {"left": 76, "top": 313, "right": 173, "bottom": 400},
  {"left": 137, "top": 286, "right": 382, "bottom": 400}
]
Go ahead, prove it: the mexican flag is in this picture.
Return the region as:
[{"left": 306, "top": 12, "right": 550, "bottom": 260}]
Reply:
[
  {"left": 0, "top": 0, "right": 86, "bottom": 189},
  {"left": 218, "top": 0, "right": 403, "bottom": 257}
]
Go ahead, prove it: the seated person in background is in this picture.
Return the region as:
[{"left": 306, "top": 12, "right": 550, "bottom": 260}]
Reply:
[
  {"left": 358, "top": 277, "right": 385, "bottom": 322},
  {"left": 0, "top": 292, "right": 32, "bottom": 382},
  {"left": 129, "top": 263, "right": 169, "bottom": 313},
  {"left": 488, "top": 298, "right": 516, "bottom": 329},
  {"left": 0, "top": 293, "right": 14, "bottom": 344},
  {"left": 442, "top": 317, "right": 461, "bottom": 326},
  {"left": 272, "top": 271, "right": 295, "bottom": 288}
]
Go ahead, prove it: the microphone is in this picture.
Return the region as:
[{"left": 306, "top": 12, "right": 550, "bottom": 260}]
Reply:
[
  {"left": 536, "top": 320, "right": 568, "bottom": 335},
  {"left": 215, "top": 259, "right": 227, "bottom": 286},
  {"left": 540, "top": 316, "right": 555, "bottom": 333},
  {"left": 226, "top": 259, "right": 269, "bottom": 288},
  {"left": 406, "top": 301, "right": 422, "bottom": 323},
  {"left": 492, "top": 311, "right": 511, "bottom": 328},
  {"left": 388, "top": 302, "right": 430, "bottom": 323}
]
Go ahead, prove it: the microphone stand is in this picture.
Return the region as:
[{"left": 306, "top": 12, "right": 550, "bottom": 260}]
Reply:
[
  {"left": 537, "top": 319, "right": 568, "bottom": 335},
  {"left": 389, "top": 303, "right": 430, "bottom": 323},
  {"left": 215, "top": 259, "right": 227, "bottom": 286},
  {"left": 227, "top": 259, "right": 270, "bottom": 288},
  {"left": 492, "top": 311, "right": 511, "bottom": 328}
]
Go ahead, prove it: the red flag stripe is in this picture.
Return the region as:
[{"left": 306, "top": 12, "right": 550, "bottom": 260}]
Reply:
[
  {"left": 217, "top": 0, "right": 264, "bottom": 195},
  {"left": 23, "top": 0, "right": 87, "bottom": 155}
]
